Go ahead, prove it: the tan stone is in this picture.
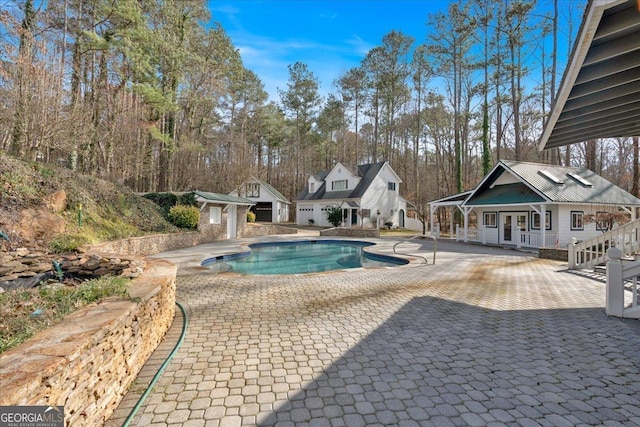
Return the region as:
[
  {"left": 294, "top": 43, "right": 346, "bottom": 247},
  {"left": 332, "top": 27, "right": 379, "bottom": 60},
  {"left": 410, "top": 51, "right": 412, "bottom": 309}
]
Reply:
[
  {"left": 44, "top": 190, "right": 67, "bottom": 213},
  {"left": 19, "top": 209, "right": 66, "bottom": 241},
  {"left": 0, "top": 259, "right": 175, "bottom": 426}
]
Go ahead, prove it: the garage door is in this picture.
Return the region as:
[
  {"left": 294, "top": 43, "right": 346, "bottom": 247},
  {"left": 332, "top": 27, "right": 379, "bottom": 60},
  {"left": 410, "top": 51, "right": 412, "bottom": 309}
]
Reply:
[{"left": 253, "top": 202, "right": 272, "bottom": 222}]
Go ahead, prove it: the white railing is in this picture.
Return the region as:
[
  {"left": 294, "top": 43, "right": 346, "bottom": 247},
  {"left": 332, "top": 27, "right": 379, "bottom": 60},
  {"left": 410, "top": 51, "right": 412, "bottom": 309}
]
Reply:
[
  {"left": 569, "top": 218, "right": 640, "bottom": 269},
  {"left": 606, "top": 247, "right": 640, "bottom": 319},
  {"left": 456, "top": 226, "right": 484, "bottom": 243},
  {"left": 516, "top": 231, "right": 558, "bottom": 249},
  {"left": 455, "top": 226, "right": 559, "bottom": 249}
]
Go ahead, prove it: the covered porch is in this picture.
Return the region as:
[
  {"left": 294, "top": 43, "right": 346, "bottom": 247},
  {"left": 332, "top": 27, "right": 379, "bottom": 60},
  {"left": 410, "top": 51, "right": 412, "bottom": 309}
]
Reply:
[
  {"left": 429, "top": 191, "right": 559, "bottom": 249},
  {"left": 454, "top": 204, "right": 559, "bottom": 249}
]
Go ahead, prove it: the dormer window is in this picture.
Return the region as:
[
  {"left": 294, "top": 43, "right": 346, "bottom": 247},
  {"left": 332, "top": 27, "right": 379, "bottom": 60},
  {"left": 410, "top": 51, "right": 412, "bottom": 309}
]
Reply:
[
  {"left": 388, "top": 182, "right": 396, "bottom": 191},
  {"left": 246, "top": 183, "right": 260, "bottom": 198},
  {"left": 332, "top": 180, "right": 347, "bottom": 191},
  {"left": 309, "top": 182, "right": 315, "bottom": 193}
]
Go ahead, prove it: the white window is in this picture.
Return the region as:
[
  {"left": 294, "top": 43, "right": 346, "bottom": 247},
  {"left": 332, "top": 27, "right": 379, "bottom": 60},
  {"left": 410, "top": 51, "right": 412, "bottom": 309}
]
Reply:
[
  {"left": 531, "top": 211, "right": 551, "bottom": 230},
  {"left": 309, "top": 182, "right": 315, "bottom": 193},
  {"left": 388, "top": 182, "right": 396, "bottom": 191},
  {"left": 332, "top": 180, "right": 347, "bottom": 191},
  {"left": 246, "top": 183, "right": 260, "bottom": 198},
  {"left": 209, "top": 206, "right": 222, "bottom": 224},
  {"left": 571, "top": 211, "right": 583, "bottom": 230},
  {"left": 484, "top": 212, "right": 497, "bottom": 228}
]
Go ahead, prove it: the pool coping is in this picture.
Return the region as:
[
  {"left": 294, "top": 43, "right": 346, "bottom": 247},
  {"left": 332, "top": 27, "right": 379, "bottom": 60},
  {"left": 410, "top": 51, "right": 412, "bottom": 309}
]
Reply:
[{"left": 198, "top": 238, "right": 421, "bottom": 276}]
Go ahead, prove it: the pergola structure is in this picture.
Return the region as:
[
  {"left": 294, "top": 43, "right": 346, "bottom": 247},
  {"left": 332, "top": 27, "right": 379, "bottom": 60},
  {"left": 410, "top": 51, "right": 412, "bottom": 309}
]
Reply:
[
  {"left": 539, "top": 0, "right": 640, "bottom": 151},
  {"left": 428, "top": 191, "right": 473, "bottom": 237}
]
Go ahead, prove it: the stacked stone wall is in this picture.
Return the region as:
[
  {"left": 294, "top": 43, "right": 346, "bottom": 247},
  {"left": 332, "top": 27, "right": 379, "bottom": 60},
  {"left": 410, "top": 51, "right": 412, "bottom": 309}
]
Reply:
[
  {"left": 0, "top": 260, "right": 176, "bottom": 427},
  {"left": 320, "top": 227, "right": 380, "bottom": 238},
  {"left": 243, "top": 223, "right": 298, "bottom": 238},
  {"left": 539, "top": 248, "right": 568, "bottom": 261}
]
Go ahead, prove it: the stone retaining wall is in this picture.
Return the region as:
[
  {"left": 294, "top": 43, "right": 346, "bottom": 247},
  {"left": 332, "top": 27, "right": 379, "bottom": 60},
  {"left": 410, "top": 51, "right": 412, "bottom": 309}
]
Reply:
[
  {"left": 91, "top": 224, "right": 297, "bottom": 257},
  {"left": 539, "top": 248, "right": 568, "bottom": 261},
  {"left": 243, "top": 223, "right": 298, "bottom": 238},
  {"left": 89, "top": 231, "right": 202, "bottom": 256},
  {"left": 320, "top": 227, "right": 380, "bottom": 238},
  {"left": 0, "top": 259, "right": 177, "bottom": 427}
]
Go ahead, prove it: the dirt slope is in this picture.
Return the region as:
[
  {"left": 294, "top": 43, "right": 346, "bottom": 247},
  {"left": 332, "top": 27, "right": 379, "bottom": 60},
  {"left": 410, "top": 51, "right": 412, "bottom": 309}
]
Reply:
[{"left": 0, "top": 153, "right": 177, "bottom": 252}]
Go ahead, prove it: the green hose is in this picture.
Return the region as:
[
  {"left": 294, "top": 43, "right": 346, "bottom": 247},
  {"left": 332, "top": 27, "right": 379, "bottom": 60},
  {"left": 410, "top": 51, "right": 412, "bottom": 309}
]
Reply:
[{"left": 122, "top": 301, "right": 188, "bottom": 427}]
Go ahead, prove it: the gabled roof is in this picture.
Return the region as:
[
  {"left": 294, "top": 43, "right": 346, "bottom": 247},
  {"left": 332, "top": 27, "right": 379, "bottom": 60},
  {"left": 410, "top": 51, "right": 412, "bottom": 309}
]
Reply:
[
  {"left": 296, "top": 161, "right": 388, "bottom": 201},
  {"left": 466, "top": 183, "right": 545, "bottom": 206},
  {"left": 428, "top": 191, "right": 473, "bottom": 206},
  {"left": 465, "top": 160, "right": 640, "bottom": 206},
  {"left": 194, "top": 191, "right": 254, "bottom": 206},
  {"left": 539, "top": 0, "right": 640, "bottom": 150},
  {"left": 248, "top": 177, "right": 290, "bottom": 203}
]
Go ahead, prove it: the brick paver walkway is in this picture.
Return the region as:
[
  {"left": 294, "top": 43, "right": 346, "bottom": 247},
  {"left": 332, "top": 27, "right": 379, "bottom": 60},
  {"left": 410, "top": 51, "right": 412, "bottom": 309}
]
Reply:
[{"left": 109, "top": 239, "right": 640, "bottom": 427}]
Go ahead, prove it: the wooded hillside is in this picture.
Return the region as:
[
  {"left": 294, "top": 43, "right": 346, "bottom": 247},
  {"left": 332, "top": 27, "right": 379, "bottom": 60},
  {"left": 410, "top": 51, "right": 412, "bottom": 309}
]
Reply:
[{"left": 1, "top": 0, "right": 638, "bottom": 212}]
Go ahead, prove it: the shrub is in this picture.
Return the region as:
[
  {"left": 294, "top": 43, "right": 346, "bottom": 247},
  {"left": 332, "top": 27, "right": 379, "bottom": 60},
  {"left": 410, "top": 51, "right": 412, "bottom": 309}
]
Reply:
[
  {"left": 143, "top": 192, "right": 178, "bottom": 217},
  {"left": 168, "top": 205, "right": 200, "bottom": 229},
  {"left": 326, "top": 206, "right": 343, "bottom": 227},
  {"left": 247, "top": 211, "right": 256, "bottom": 223},
  {"left": 308, "top": 219, "right": 315, "bottom": 225},
  {"left": 178, "top": 192, "right": 198, "bottom": 207}
]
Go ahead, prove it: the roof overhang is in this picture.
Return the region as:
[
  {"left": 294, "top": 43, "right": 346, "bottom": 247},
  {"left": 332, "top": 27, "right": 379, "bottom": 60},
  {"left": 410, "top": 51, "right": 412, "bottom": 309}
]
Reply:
[
  {"left": 194, "top": 191, "right": 255, "bottom": 206},
  {"left": 539, "top": 0, "right": 640, "bottom": 151}
]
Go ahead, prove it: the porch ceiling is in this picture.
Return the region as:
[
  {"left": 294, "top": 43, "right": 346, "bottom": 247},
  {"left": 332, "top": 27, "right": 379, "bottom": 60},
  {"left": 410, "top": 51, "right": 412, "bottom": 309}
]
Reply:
[{"left": 539, "top": 0, "right": 640, "bottom": 151}]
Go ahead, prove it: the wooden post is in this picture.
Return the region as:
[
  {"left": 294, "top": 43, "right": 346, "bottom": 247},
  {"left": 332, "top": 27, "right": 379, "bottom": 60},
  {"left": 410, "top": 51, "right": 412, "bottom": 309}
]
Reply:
[
  {"left": 463, "top": 208, "right": 469, "bottom": 243},
  {"left": 541, "top": 205, "right": 546, "bottom": 248},
  {"left": 606, "top": 247, "right": 624, "bottom": 317},
  {"left": 568, "top": 238, "right": 577, "bottom": 269}
]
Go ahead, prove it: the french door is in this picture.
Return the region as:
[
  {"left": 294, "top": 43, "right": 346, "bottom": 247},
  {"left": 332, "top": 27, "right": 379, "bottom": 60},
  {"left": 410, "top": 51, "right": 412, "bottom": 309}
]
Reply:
[{"left": 500, "top": 213, "right": 527, "bottom": 245}]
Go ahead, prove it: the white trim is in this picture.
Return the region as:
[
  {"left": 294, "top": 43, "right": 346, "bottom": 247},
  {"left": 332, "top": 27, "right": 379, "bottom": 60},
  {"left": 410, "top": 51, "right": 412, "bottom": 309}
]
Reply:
[{"left": 538, "top": 0, "right": 626, "bottom": 151}]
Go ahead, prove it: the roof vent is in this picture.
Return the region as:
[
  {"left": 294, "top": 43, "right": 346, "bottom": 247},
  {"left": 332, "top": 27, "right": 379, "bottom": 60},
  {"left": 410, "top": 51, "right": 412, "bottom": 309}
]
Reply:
[
  {"left": 567, "top": 172, "right": 593, "bottom": 187},
  {"left": 539, "top": 170, "right": 564, "bottom": 185}
]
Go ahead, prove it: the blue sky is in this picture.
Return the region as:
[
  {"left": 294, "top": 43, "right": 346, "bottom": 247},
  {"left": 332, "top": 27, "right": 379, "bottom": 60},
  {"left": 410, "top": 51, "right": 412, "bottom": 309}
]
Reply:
[
  {"left": 208, "top": 1, "right": 582, "bottom": 102},
  {"left": 209, "top": 1, "right": 450, "bottom": 100}
]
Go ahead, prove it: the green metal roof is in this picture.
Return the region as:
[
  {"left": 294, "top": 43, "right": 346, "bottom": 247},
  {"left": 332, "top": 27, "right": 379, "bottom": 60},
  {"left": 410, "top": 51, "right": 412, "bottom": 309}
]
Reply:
[
  {"left": 465, "top": 183, "right": 545, "bottom": 206},
  {"left": 194, "top": 191, "right": 254, "bottom": 205},
  {"left": 500, "top": 160, "right": 640, "bottom": 205}
]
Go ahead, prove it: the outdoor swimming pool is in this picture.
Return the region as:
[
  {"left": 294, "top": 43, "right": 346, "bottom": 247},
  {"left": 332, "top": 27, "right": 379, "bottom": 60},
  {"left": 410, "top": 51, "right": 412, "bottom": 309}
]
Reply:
[{"left": 202, "top": 240, "right": 408, "bottom": 275}]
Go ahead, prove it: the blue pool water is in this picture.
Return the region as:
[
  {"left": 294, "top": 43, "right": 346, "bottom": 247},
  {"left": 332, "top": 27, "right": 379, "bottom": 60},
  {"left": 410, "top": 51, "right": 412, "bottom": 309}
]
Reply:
[{"left": 202, "top": 240, "right": 407, "bottom": 275}]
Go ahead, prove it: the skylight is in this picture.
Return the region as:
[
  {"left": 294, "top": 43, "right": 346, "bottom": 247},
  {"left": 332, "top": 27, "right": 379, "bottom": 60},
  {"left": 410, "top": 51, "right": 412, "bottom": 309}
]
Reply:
[
  {"left": 539, "top": 170, "right": 564, "bottom": 185},
  {"left": 567, "top": 172, "right": 593, "bottom": 187}
]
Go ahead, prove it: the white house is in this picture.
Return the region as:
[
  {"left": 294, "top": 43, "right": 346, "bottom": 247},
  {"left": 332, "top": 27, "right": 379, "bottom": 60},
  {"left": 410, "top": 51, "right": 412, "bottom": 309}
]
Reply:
[
  {"left": 229, "top": 177, "right": 291, "bottom": 223},
  {"left": 295, "top": 161, "right": 407, "bottom": 228},
  {"left": 430, "top": 160, "right": 640, "bottom": 248}
]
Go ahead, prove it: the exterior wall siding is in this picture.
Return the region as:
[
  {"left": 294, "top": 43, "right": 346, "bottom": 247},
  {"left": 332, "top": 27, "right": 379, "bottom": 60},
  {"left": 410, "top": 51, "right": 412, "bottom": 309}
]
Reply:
[
  {"left": 470, "top": 204, "right": 621, "bottom": 247},
  {"left": 557, "top": 204, "right": 607, "bottom": 245}
]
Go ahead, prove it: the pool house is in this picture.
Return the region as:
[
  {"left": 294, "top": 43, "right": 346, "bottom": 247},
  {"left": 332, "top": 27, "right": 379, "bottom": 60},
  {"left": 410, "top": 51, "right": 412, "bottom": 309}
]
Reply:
[{"left": 429, "top": 160, "right": 640, "bottom": 249}]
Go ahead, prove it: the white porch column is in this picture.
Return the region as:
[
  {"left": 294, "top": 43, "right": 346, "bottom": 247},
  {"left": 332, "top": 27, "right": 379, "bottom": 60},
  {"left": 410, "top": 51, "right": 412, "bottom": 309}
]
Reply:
[
  {"left": 430, "top": 205, "right": 435, "bottom": 235},
  {"left": 606, "top": 247, "right": 624, "bottom": 317},
  {"left": 541, "top": 204, "right": 546, "bottom": 248},
  {"left": 449, "top": 208, "right": 454, "bottom": 239},
  {"left": 456, "top": 206, "right": 472, "bottom": 243}
]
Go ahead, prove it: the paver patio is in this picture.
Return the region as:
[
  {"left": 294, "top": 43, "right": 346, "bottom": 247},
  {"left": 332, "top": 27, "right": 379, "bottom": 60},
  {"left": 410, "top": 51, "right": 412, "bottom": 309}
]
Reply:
[{"left": 107, "top": 236, "right": 640, "bottom": 427}]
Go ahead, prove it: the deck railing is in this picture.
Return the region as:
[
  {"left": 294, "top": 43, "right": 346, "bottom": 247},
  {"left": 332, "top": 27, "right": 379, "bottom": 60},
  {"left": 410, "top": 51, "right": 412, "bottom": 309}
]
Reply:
[
  {"left": 568, "top": 218, "right": 640, "bottom": 270},
  {"left": 606, "top": 248, "right": 640, "bottom": 319},
  {"left": 455, "top": 226, "right": 558, "bottom": 248},
  {"left": 516, "top": 231, "right": 558, "bottom": 249}
]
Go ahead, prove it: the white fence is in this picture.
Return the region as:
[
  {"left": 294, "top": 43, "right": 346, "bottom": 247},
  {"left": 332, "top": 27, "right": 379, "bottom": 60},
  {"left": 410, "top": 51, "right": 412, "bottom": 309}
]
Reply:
[
  {"left": 606, "top": 248, "right": 640, "bottom": 319},
  {"left": 455, "top": 226, "right": 558, "bottom": 248},
  {"left": 569, "top": 218, "right": 640, "bottom": 270}
]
